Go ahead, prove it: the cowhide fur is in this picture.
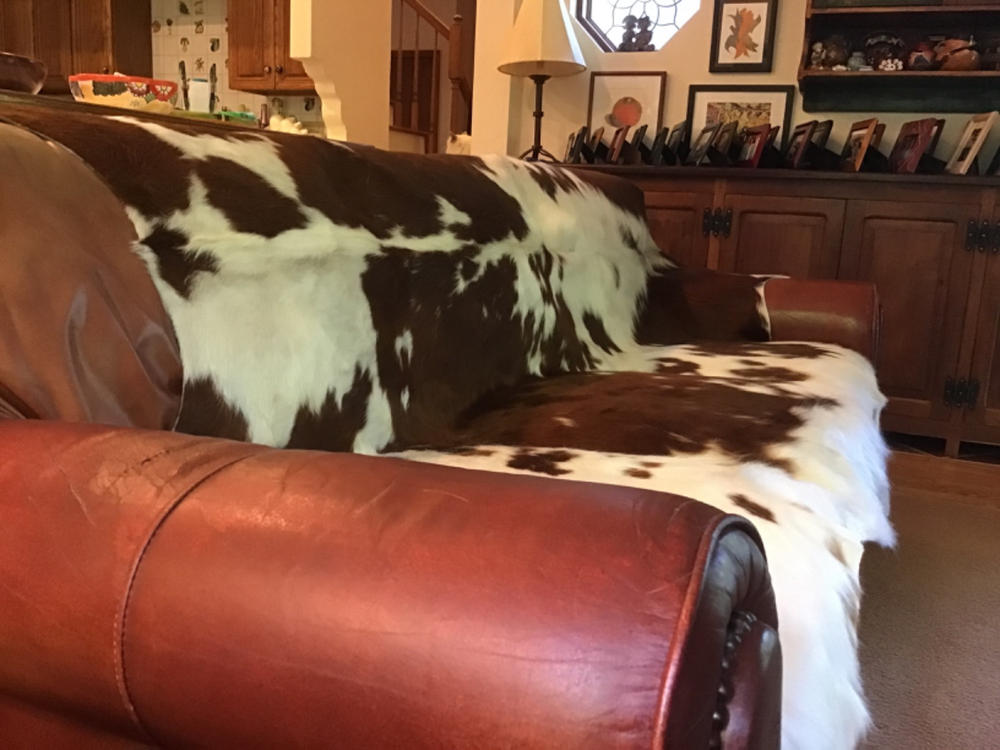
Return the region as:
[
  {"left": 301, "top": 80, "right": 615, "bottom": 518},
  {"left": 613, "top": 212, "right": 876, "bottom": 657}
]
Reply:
[{"left": 4, "top": 104, "right": 892, "bottom": 750}]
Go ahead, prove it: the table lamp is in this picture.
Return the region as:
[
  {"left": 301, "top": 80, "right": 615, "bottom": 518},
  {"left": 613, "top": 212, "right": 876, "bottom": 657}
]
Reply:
[{"left": 498, "top": 0, "right": 586, "bottom": 161}]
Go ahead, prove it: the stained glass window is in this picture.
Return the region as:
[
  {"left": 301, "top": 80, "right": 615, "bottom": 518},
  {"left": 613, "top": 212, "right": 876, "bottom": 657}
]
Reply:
[{"left": 576, "top": 0, "right": 700, "bottom": 52}]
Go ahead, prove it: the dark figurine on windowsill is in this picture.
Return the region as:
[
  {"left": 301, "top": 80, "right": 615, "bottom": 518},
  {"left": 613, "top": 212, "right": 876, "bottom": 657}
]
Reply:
[
  {"left": 618, "top": 15, "right": 638, "bottom": 51},
  {"left": 634, "top": 17, "right": 655, "bottom": 51}
]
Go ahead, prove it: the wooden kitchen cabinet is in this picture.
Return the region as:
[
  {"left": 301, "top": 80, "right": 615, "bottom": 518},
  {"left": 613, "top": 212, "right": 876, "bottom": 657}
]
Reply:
[
  {"left": 227, "top": 0, "right": 314, "bottom": 94},
  {"left": 719, "top": 194, "right": 845, "bottom": 278},
  {"left": 0, "top": 0, "right": 150, "bottom": 93},
  {"left": 963, "top": 208, "right": 1000, "bottom": 446},
  {"left": 840, "top": 200, "right": 978, "bottom": 434}
]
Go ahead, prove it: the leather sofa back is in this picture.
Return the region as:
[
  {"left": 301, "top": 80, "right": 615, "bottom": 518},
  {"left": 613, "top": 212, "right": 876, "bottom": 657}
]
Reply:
[{"left": 0, "top": 121, "right": 181, "bottom": 428}]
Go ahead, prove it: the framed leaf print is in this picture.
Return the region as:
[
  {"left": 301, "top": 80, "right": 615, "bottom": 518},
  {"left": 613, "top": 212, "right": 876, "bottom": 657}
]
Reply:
[{"left": 709, "top": 0, "right": 778, "bottom": 73}]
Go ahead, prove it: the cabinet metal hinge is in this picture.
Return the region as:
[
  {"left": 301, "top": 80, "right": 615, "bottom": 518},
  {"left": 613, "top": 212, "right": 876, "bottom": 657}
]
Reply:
[
  {"left": 945, "top": 377, "right": 981, "bottom": 409},
  {"left": 991, "top": 222, "right": 1000, "bottom": 255},
  {"left": 965, "top": 220, "right": 992, "bottom": 253},
  {"left": 721, "top": 208, "right": 734, "bottom": 238},
  {"left": 703, "top": 208, "right": 735, "bottom": 238},
  {"left": 703, "top": 208, "right": 714, "bottom": 237}
]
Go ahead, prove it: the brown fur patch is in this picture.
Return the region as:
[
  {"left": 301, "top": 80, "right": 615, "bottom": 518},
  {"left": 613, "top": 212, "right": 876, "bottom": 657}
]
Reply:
[
  {"left": 625, "top": 468, "right": 652, "bottom": 479},
  {"left": 655, "top": 357, "right": 700, "bottom": 376},
  {"left": 640, "top": 461, "right": 662, "bottom": 468},
  {"left": 507, "top": 449, "right": 576, "bottom": 476},
  {"left": 142, "top": 226, "right": 218, "bottom": 299},
  {"left": 729, "top": 494, "right": 776, "bottom": 523},
  {"left": 175, "top": 377, "right": 249, "bottom": 441},
  {"left": 285, "top": 367, "right": 372, "bottom": 451}
]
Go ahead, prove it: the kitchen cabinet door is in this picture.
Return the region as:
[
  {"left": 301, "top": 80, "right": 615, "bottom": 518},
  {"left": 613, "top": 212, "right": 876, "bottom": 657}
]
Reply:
[
  {"left": 274, "top": 0, "right": 314, "bottom": 92},
  {"left": 227, "top": 0, "right": 276, "bottom": 91},
  {"left": 719, "top": 194, "right": 845, "bottom": 278},
  {"left": 642, "top": 188, "right": 714, "bottom": 269},
  {"left": 840, "top": 200, "right": 978, "bottom": 432},
  {"left": 1, "top": 0, "right": 74, "bottom": 92}
]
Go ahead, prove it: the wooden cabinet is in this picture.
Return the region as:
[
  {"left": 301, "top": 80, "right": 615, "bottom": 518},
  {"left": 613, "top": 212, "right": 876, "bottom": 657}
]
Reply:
[
  {"left": 840, "top": 201, "right": 978, "bottom": 433},
  {"left": 720, "top": 194, "right": 844, "bottom": 278},
  {"left": 0, "top": 0, "right": 150, "bottom": 93},
  {"left": 227, "top": 0, "right": 314, "bottom": 94},
  {"left": 572, "top": 164, "right": 1000, "bottom": 455},
  {"left": 642, "top": 187, "right": 714, "bottom": 269}
]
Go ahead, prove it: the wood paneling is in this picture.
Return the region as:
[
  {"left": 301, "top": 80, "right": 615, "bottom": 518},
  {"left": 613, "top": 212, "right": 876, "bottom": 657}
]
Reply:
[
  {"left": 720, "top": 194, "right": 845, "bottom": 278},
  {"left": 840, "top": 201, "right": 977, "bottom": 427}
]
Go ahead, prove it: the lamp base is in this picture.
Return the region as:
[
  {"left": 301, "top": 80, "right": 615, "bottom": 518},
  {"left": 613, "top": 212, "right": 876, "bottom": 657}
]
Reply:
[
  {"left": 521, "top": 74, "right": 556, "bottom": 163},
  {"left": 518, "top": 145, "right": 559, "bottom": 163}
]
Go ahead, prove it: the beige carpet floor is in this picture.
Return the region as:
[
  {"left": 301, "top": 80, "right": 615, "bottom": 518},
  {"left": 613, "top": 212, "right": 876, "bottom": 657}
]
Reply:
[{"left": 858, "top": 453, "right": 1000, "bottom": 749}]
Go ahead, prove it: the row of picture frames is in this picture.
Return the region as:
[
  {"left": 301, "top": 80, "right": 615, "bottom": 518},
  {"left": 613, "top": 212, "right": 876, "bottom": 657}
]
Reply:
[{"left": 573, "top": 75, "right": 1000, "bottom": 176}]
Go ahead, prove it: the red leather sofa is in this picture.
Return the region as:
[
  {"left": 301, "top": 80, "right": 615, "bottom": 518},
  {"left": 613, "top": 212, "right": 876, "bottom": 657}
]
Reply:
[{"left": 0, "top": 101, "right": 877, "bottom": 748}]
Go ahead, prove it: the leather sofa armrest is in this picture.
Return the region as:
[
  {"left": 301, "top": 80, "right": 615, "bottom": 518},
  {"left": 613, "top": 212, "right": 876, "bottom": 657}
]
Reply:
[
  {"left": 763, "top": 278, "right": 881, "bottom": 361},
  {"left": 0, "top": 421, "right": 779, "bottom": 749}
]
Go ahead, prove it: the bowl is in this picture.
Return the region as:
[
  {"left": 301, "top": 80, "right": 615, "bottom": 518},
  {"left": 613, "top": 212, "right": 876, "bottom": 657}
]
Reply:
[
  {"left": 68, "top": 74, "right": 178, "bottom": 113},
  {"left": 0, "top": 52, "right": 47, "bottom": 94}
]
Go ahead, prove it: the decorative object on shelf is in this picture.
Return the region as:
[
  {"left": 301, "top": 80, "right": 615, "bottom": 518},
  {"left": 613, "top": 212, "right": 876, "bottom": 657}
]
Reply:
[
  {"left": 811, "top": 119, "right": 833, "bottom": 149},
  {"left": 587, "top": 71, "right": 667, "bottom": 138},
  {"left": 628, "top": 124, "right": 650, "bottom": 163},
  {"left": 841, "top": 118, "right": 879, "bottom": 173},
  {"left": 983, "top": 41, "right": 1000, "bottom": 72},
  {"left": 783, "top": 120, "right": 817, "bottom": 169},
  {"left": 927, "top": 118, "right": 946, "bottom": 156},
  {"left": 648, "top": 126, "right": 670, "bottom": 164},
  {"left": 666, "top": 120, "right": 689, "bottom": 163},
  {"left": 889, "top": 118, "right": 938, "bottom": 175},
  {"left": 563, "top": 126, "right": 588, "bottom": 163},
  {"left": 735, "top": 122, "right": 771, "bottom": 167},
  {"left": 906, "top": 41, "right": 937, "bottom": 72},
  {"left": 686, "top": 84, "right": 794, "bottom": 151},
  {"left": 68, "top": 74, "right": 178, "bottom": 114},
  {"left": 499, "top": 0, "right": 587, "bottom": 162},
  {"left": 935, "top": 38, "right": 981, "bottom": 72},
  {"left": 865, "top": 32, "right": 904, "bottom": 72},
  {"left": 687, "top": 123, "right": 721, "bottom": 165},
  {"left": 847, "top": 51, "right": 868, "bottom": 72},
  {"left": 811, "top": 34, "right": 849, "bottom": 69},
  {"left": 946, "top": 112, "right": 998, "bottom": 175},
  {"left": 0, "top": 52, "right": 46, "bottom": 95},
  {"left": 575, "top": 0, "right": 697, "bottom": 52},
  {"left": 709, "top": 0, "right": 778, "bottom": 73}
]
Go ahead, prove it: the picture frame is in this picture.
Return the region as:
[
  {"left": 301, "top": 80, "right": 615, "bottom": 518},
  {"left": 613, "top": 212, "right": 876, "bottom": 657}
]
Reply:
[
  {"left": 608, "top": 126, "right": 632, "bottom": 163},
  {"left": 564, "top": 126, "right": 589, "bottom": 163},
  {"left": 811, "top": 119, "right": 833, "bottom": 150},
  {"left": 946, "top": 112, "right": 998, "bottom": 175},
  {"left": 587, "top": 72, "right": 667, "bottom": 138},
  {"left": 648, "top": 126, "right": 670, "bottom": 165},
  {"left": 709, "top": 0, "right": 778, "bottom": 73},
  {"left": 630, "top": 123, "right": 649, "bottom": 151},
  {"left": 889, "top": 118, "right": 938, "bottom": 174},
  {"left": 711, "top": 120, "right": 739, "bottom": 159},
  {"left": 841, "top": 118, "right": 879, "bottom": 172},
  {"left": 765, "top": 125, "right": 780, "bottom": 148},
  {"left": 687, "top": 123, "right": 722, "bottom": 165},
  {"left": 735, "top": 123, "right": 772, "bottom": 167},
  {"left": 686, "top": 85, "right": 794, "bottom": 152},
  {"left": 666, "top": 121, "right": 689, "bottom": 155},
  {"left": 928, "top": 118, "right": 946, "bottom": 156},
  {"left": 871, "top": 123, "right": 887, "bottom": 151},
  {"left": 784, "top": 120, "right": 817, "bottom": 169}
]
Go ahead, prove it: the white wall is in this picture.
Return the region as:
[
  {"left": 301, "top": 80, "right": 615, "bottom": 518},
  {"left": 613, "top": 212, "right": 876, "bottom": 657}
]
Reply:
[{"left": 473, "top": 0, "right": 998, "bottom": 162}]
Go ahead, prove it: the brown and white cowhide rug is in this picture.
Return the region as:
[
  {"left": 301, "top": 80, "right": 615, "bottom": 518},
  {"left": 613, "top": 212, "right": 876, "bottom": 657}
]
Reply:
[{"left": 3, "top": 104, "right": 892, "bottom": 750}]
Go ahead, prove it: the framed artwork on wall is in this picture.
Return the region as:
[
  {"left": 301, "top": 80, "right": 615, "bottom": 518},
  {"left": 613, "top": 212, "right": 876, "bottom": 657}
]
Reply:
[
  {"left": 686, "top": 84, "right": 794, "bottom": 151},
  {"left": 946, "top": 112, "right": 998, "bottom": 175},
  {"left": 709, "top": 0, "right": 778, "bottom": 73},
  {"left": 587, "top": 72, "right": 667, "bottom": 137}
]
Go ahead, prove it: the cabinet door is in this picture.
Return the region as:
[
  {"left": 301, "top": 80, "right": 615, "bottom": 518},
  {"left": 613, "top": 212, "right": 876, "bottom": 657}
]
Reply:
[
  {"left": 964, "top": 212, "right": 1000, "bottom": 442},
  {"left": 840, "top": 201, "right": 977, "bottom": 430},
  {"left": 227, "top": 0, "right": 275, "bottom": 91},
  {"left": 71, "top": 0, "right": 112, "bottom": 76},
  {"left": 643, "top": 189, "right": 714, "bottom": 269},
  {"left": 274, "top": 0, "right": 314, "bottom": 92},
  {"left": 719, "top": 194, "right": 845, "bottom": 278},
  {"left": 1, "top": 0, "right": 74, "bottom": 93}
]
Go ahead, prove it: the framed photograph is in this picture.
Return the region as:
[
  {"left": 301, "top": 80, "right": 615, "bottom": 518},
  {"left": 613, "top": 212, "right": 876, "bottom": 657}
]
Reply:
[
  {"left": 564, "top": 126, "right": 589, "bottom": 163},
  {"left": 587, "top": 72, "right": 667, "bottom": 137},
  {"left": 946, "top": 112, "right": 998, "bottom": 175},
  {"left": 687, "top": 123, "right": 721, "bottom": 165},
  {"left": 588, "top": 126, "right": 605, "bottom": 151},
  {"left": 686, "top": 85, "right": 794, "bottom": 151},
  {"left": 811, "top": 119, "right": 833, "bottom": 150},
  {"left": 712, "top": 120, "right": 739, "bottom": 157},
  {"left": 648, "top": 126, "right": 670, "bottom": 164},
  {"left": 928, "top": 118, "right": 946, "bottom": 156},
  {"left": 841, "top": 118, "right": 879, "bottom": 172},
  {"left": 709, "top": 0, "right": 778, "bottom": 73},
  {"left": 765, "top": 125, "right": 780, "bottom": 148},
  {"left": 871, "top": 123, "right": 887, "bottom": 151},
  {"left": 988, "top": 143, "right": 1000, "bottom": 176},
  {"left": 666, "top": 121, "right": 689, "bottom": 154},
  {"left": 608, "top": 126, "right": 631, "bottom": 163},
  {"left": 735, "top": 123, "right": 772, "bottom": 167},
  {"left": 784, "top": 121, "right": 817, "bottom": 169},
  {"left": 630, "top": 123, "right": 649, "bottom": 151},
  {"left": 889, "top": 118, "right": 938, "bottom": 174}
]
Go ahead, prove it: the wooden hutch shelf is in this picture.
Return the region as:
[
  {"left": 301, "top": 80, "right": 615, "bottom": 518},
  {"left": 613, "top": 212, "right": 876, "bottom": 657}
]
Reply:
[{"left": 799, "top": 1, "right": 1000, "bottom": 112}]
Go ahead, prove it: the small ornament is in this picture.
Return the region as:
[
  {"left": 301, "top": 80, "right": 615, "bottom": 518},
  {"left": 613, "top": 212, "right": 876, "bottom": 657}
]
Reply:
[
  {"left": 618, "top": 15, "right": 638, "bottom": 51},
  {"left": 634, "top": 16, "right": 655, "bottom": 51},
  {"left": 907, "top": 42, "right": 937, "bottom": 71},
  {"left": 820, "top": 35, "right": 850, "bottom": 68},
  {"left": 865, "top": 32, "right": 904, "bottom": 69},
  {"left": 935, "top": 38, "right": 981, "bottom": 71},
  {"left": 810, "top": 41, "right": 824, "bottom": 69},
  {"left": 847, "top": 51, "right": 866, "bottom": 71}
]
